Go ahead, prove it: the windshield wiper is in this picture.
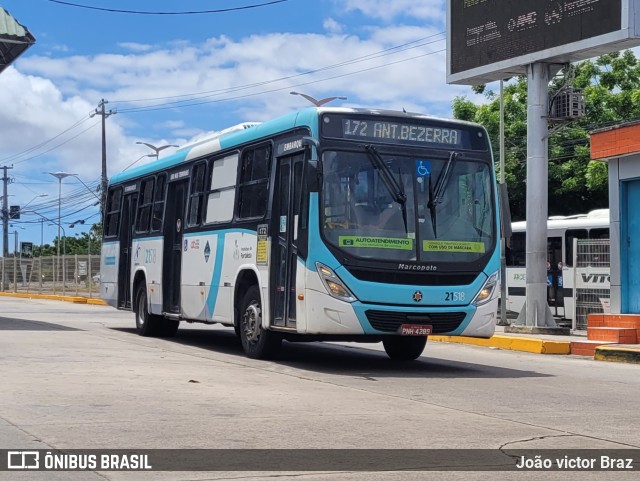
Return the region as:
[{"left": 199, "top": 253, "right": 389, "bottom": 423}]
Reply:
[
  {"left": 364, "top": 144, "right": 408, "bottom": 232},
  {"left": 427, "top": 151, "right": 460, "bottom": 238}
]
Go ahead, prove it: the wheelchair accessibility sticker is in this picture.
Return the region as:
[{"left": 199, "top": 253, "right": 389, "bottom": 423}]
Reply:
[{"left": 416, "top": 160, "right": 431, "bottom": 177}]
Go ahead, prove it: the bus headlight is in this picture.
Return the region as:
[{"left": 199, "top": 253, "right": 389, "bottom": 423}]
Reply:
[
  {"left": 315, "top": 262, "right": 357, "bottom": 303},
  {"left": 472, "top": 271, "right": 499, "bottom": 306}
]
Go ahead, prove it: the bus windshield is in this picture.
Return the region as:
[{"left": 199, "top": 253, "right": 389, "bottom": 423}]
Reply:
[{"left": 321, "top": 149, "right": 495, "bottom": 264}]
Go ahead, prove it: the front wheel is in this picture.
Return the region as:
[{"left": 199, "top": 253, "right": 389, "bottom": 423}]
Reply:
[
  {"left": 135, "top": 283, "right": 178, "bottom": 337},
  {"left": 382, "top": 336, "right": 427, "bottom": 361},
  {"left": 238, "top": 285, "right": 282, "bottom": 359},
  {"left": 135, "top": 283, "right": 163, "bottom": 336}
]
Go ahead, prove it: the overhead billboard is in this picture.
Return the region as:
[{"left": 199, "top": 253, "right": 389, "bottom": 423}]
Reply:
[{"left": 447, "top": 0, "right": 640, "bottom": 85}]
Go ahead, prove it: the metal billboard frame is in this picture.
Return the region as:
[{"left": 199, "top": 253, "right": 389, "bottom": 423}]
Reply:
[{"left": 447, "top": 0, "right": 640, "bottom": 85}]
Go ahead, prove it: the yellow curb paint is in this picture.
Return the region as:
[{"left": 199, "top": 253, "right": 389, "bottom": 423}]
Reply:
[
  {"left": 87, "top": 298, "right": 107, "bottom": 305},
  {"left": 594, "top": 346, "right": 640, "bottom": 364},
  {"left": 0, "top": 292, "right": 103, "bottom": 305},
  {"left": 61, "top": 296, "right": 88, "bottom": 304},
  {"left": 429, "top": 335, "right": 571, "bottom": 355}
]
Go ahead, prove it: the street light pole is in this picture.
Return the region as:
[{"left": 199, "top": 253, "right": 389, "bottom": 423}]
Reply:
[
  {"left": 69, "top": 175, "right": 101, "bottom": 203},
  {"left": 47, "top": 172, "right": 76, "bottom": 284},
  {"left": 290, "top": 91, "right": 347, "bottom": 106},
  {"left": 135, "top": 142, "right": 178, "bottom": 160}
]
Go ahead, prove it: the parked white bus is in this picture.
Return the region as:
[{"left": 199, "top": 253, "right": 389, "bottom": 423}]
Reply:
[{"left": 505, "top": 209, "right": 610, "bottom": 325}]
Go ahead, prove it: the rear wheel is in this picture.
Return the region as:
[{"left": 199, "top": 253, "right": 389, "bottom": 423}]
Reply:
[
  {"left": 135, "top": 283, "right": 164, "bottom": 336},
  {"left": 382, "top": 336, "right": 427, "bottom": 361},
  {"left": 238, "top": 285, "right": 282, "bottom": 359}
]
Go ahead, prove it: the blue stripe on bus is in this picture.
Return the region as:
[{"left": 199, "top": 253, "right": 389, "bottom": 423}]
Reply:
[
  {"left": 305, "top": 193, "right": 342, "bottom": 271},
  {"left": 206, "top": 233, "right": 227, "bottom": 317},
  {"left": 183, "top": 229, "right": 255, "bottom": 238},
  {"left": 133, "top": 236, "right": 163, "bottom": 242}
]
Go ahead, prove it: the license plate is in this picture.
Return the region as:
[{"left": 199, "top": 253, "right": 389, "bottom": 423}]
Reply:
[{"left": 400, "top": 324, "right": 432, "bottom": 336}]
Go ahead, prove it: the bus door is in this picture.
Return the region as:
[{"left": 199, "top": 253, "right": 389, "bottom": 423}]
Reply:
[
  {"left": 118, "top": 192, "right": 138, "bottom": 309},
  {"left": 271, "top": 154, "right": 304, "bottom": 328},
  {"left": 163, "top": 179, "right": 188, "bottom": 314},
  {"left": 547, "top": 236, "right": 563, "bottom": 316}
]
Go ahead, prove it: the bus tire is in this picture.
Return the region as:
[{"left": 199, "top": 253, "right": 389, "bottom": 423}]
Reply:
[
  {"left": 135, "top": 283, "right": 163, "bottom": 337},
  {"left": 238, "top": 285, "right": 281, "bottom": 359},
  {"left": 382, "top": 336, "right": 427, "bottom": 361}
]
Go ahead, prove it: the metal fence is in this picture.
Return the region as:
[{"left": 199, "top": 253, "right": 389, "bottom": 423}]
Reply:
[
  {"left": 573, "top": 238, "right": 611, "bottom": 330},
  {"left": 0, "top": 255, "right": 101, "bottom": 297}
]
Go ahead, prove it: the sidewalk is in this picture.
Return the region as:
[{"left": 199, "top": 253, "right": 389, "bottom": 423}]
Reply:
[{"left": 430, "top": 324, "right": 640, "bottom": 364}]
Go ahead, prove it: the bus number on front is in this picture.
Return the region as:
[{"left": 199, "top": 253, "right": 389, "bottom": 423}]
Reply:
[
  {"left": 444, "top": 291, "right": 465, "bottom": 302},
  {"left": 344, "top": 120, "right": 368, "bottom": 136}
]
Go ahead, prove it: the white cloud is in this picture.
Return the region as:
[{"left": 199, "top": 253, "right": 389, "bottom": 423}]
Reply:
[
  {"left": 323, "top": 18, "right": 344, "bottom": 34},
  {"left": 336, "top": 0, "right": 445, "bottom": 22},
  {"left": 117, "top": 42, "right": 153, "bottom": 53}
]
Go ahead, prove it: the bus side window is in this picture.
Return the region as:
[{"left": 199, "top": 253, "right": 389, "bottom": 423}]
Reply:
[
  {"left": 150, "top": 174, "right": 166, "bottom": 232},
  {"left": 136, "top": 177, "right": 155, "bottom": 233},
  {"left": 564, "top": 229, "right": 587, "bottom": 267},
  {"left": 205, "top": 153, "right": 238, "bottom": 224},
  {"left": 188, "top": 162, "right": 207, "bottom": 227},
  {"left": 237, "top": 144, "right": 271, "bottom": 219},
  {"left": 505, "top": 232, "right": 525, "bottom": 267},
  {"left": 105, "top": 187, "right": 123, "bottom": 238},
  {"left": 589, "top": 228, "right": 609, "bottom": 239}
]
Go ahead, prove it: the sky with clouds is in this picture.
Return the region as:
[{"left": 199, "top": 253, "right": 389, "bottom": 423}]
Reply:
[{"left": 0, "top": 0, "right": 487, "bottom": 248}]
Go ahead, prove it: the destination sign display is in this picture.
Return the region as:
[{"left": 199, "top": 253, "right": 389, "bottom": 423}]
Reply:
[
  {"left": 342, "top": 119, "right": 462, "bottom": 146},
  {"left": 322, "top": 114, "right": 488, "bottom": 150}
]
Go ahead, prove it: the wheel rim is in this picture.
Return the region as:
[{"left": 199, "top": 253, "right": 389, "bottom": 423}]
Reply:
[{"left": 242, "top": 302, "right": 261, "bottom": 344}]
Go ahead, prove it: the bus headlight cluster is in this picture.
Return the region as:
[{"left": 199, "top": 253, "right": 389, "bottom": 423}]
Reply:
[
  {"left": 472, "top": 271, "right": 499, "bottom": 306},
  {"left": 315, "top": 262, "right": 357, "bottom": 303}
]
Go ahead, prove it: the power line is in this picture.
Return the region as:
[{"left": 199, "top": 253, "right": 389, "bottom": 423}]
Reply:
[
  {"left": 111, "top": 33, "right": 445, "bottom": 105},
  {"left": 0, "top": 121, "right": 100, "bottom": 166},
  {"left": 118, "top": 48, "right": 448, "bottom": 114},
  {"left": 0, "top": 114, "right": 94, "bottom": 166},
  {"left": 47, "top": 0, "right": 289, "bottom": 15},
  {"left": 0, "top": 35, "right": 444, "bottom": 165}
]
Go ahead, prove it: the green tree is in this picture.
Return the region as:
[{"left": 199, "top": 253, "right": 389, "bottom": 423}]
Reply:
[
  {"left": 452, "top": 50, "right": 640, "bottom": 220},
  {"left": 32, "top": 222, "right": 102, "bottom": 257}
]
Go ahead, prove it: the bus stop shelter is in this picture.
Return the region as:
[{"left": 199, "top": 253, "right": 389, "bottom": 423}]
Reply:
[
  {"left": 0, "top": 6, "right": 35, "bottom": 74},
  {"left": 591, "top": 122, "right": 640, "bottom": 314}
]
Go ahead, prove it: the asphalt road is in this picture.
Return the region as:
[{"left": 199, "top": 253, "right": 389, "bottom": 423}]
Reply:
[{"left": 0, "top": 297, "right": 638, "bottom": 481}]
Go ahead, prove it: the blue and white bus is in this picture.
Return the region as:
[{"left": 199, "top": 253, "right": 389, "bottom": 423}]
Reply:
[{"left": 100, "top": 107, "right": 500, "bottom": 360}]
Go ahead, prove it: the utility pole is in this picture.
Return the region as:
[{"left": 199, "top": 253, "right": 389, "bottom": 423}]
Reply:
[
  {"left": 498, "top": 79, "right": 509, "bottom": 326},
  {"left": 1, "top": 165, "right": 14, "bottom": 258},
  {"left": 91, "top": 99, "right": 115, "bottom": 221}
]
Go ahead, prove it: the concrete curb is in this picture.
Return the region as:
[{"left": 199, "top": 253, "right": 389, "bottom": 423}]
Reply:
[
  {"left": 430, "top": 334, "right": 640, "bottom": 363},
  {"left": 0, "top": 291, "right": 107, "bottom": 305},
  {"left": 594, "top": 345, "right": 640, "bottom": 364},
  {"left": 429, "top": 334, "right": 571, "bottom": 354}
]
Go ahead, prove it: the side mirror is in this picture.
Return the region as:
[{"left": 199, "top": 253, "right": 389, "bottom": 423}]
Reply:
[
  {"left": 306, "top": 160, "right": 320, "bottom": 192},
  {"left": 301, "top": 136, "right": 321, "bottom": 192}
]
